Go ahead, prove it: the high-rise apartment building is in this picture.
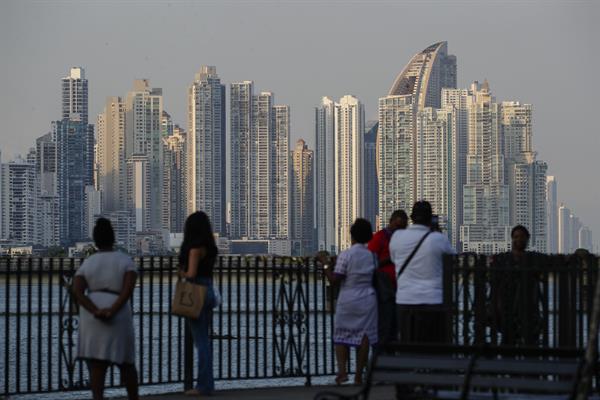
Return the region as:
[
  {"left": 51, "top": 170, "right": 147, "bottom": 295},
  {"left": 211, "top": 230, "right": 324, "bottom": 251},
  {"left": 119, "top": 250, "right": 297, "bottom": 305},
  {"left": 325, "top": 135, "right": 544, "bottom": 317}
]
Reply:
[
  {"left": 502, "top": 101, "right": 547, "bottom": 252},
  {"left": 187, "top": 66, "right": 226, "bottom": 234},
  {"left": 335, "top": 95, "right": 364, "bottom": 251},
  {"left": 460, "top": 81, "right": 511, "bottom": 253},
  {"left": 125, "top": 79, "right": 163, "bottom": 231},
  {"left": 62, "top": 67, "right": 88, "bottom": 123},
  {"left": 546, "top": 176, "right": 558, "bottom": 253},
  {"left": 127, "top": 154, "right": 151, "bottom": 232},
  {"left": 416, "top": 107, "right": 459, "bottom": 246},
  {"left": 558, "top": 204, "right": 571, "bottom": 254},
  {"left": 570, "top": 214, "right": 582, "bottom": 253},
  {"left": 378, "top": 95, "right": 414, "bottom": 226},
  {"left": 53, "top": 119, "right": 95, "bottom": 245},
  {"left": 388, "top": 42, "right": 457, "bottom": 109},
  {"left": 364, "top": 121, "right": 379, "bottom": 229},
  {"left": 230, "top": 81, "right": 253, "bottom": 239},
  {"left": 579, "top": 227, "right": 593, "bottom": 252},
  {"left": 0, "top": 157, "right": 37, "bottom": 244},
  {"left": 162, "top": 123, "right": 186, "bottom": 233},
  {"left": 84, "top": 185, "right": 102, "bottom": 239},
  {"left": 35, "top": 133, "right": 60, "bottom": 247},
  {"left": 97, "top": 97, "right": 127, "bottom": 211},
  {"left": 250, "top": 92, "right": 273, "bottom": 239},
  {"left": 315, "top": 96, "right": 337, "bottom": 253},
  {"left": 272, "top": 105, "right": 290, "bottom": 239},
  {"left": 379, "top": 42, "right": 458, "bottom": 246},
  {"left": 291, "top": 139, "right": 314, "bottom": 255},
  {"left": 230, "top": 84, "right": 290, "bottom": 241}
]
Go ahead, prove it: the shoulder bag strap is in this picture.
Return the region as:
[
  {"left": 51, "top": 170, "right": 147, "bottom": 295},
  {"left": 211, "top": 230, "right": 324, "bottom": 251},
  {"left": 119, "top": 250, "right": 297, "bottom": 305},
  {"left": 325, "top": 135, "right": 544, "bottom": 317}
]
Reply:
[{"left": 396, "top": 231, "right": 432, "bottom": 281}]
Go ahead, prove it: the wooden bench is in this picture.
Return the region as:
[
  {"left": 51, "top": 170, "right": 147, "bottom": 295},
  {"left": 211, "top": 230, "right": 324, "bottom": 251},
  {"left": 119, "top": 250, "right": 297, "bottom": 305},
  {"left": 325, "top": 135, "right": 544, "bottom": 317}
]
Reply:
[{"left": 314, "top": 344, "right": 585, "bottom": 400}]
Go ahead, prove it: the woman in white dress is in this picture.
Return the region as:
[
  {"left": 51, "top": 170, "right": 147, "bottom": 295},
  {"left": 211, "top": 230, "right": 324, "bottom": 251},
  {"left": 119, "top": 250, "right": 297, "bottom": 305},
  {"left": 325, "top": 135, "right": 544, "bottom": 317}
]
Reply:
[
  {"left": 319, "top": 218, "right": 378, "bottom": 385},
  {"left": 72, "top": 218, "right": 139, "bottom": 400}
]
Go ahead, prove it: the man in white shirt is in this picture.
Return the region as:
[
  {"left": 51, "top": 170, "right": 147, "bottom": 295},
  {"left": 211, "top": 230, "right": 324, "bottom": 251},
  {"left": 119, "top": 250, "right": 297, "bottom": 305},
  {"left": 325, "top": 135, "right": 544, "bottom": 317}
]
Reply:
[{"left": 389, "top": 201, "right": 456, "bottom": 343}]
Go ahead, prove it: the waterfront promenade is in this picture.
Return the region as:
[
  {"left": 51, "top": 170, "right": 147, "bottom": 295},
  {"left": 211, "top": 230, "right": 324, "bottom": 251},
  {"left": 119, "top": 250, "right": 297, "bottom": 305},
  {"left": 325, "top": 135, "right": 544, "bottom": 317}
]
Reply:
[
  {"left": 3, "top": 253, "right": 600, "bottom": 398},
  {"left": 120, "top": 385, "right": 393, "bottom": 400}
]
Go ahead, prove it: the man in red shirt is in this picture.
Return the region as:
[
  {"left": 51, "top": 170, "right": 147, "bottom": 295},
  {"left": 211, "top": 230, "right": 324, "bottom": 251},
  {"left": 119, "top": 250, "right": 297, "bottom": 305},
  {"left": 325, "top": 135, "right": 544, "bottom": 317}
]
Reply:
[{"left": 368, "top": 210, "right": 408, "bottom": 343}]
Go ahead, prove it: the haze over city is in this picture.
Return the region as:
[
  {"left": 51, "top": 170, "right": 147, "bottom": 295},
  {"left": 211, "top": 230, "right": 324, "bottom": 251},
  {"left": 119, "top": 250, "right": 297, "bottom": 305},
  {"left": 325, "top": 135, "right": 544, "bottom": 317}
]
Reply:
[{"left": 0, "top": 0, "right": 598, "bottom": 250}]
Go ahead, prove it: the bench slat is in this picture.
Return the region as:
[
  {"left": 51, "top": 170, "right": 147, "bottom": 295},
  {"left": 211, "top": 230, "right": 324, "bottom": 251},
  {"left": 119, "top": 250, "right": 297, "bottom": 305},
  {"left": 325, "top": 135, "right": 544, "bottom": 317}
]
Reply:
[
  {"left": 470, "top": 376, "right": 573, "bottom": 393},
  {"left": 475, "top": 359, "right": 579, "bottom": 375},
  {"left": 371, "top": 371, "right": 466, "bottom": 387},
  {"left": 376, "top": 354, "right": 471, "bottom": 371}
]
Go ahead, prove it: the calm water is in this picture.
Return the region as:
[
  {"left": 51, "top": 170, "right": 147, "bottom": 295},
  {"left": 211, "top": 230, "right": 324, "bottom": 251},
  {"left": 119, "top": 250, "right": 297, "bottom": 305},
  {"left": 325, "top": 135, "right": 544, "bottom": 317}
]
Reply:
[{"left": 1, "top": 275, "right": 349, "bottom": 399}]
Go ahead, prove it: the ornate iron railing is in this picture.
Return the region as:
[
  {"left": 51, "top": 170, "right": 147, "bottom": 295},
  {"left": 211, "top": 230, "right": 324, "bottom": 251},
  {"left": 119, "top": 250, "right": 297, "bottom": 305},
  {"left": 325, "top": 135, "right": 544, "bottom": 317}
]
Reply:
[
  {"left": 0, "top": 256, "right": 340, "bottom": 397},
  {"left": 2, "top": 253, "right": 600, "bottom": 396}
]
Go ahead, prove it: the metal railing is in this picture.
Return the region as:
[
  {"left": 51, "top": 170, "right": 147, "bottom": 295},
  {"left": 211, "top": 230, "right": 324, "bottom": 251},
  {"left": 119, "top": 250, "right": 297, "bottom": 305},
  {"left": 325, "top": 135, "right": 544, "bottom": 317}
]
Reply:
[
  {"left": 2, "top": 253, "right": 600, "bottom": 396},
  {"left": 0, "top": 256, "right": 339, "bottom": 397},
  {"left": 444, "top": 252, "right": 600, "bottom": 348}
]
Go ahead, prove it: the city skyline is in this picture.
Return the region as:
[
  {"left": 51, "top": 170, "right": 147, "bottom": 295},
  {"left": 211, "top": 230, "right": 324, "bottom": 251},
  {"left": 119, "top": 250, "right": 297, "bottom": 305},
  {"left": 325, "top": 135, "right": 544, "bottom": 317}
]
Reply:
[{"left": 0, "top": 1, "right": 598, "bottom": 251}]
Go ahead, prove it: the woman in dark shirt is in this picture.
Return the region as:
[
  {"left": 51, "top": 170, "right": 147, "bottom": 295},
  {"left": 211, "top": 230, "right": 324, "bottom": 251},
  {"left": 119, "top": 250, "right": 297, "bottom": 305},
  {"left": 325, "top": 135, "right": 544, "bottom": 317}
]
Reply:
[{"left": 178, "top": 211, "right": 218, "bottom": 396}]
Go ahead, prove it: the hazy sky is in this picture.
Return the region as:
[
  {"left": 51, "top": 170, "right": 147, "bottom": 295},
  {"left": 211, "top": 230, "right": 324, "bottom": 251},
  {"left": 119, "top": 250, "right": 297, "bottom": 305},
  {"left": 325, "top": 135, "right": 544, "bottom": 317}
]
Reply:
[{"left": 1, "top": 0, "right": 598, "bottom": 249}]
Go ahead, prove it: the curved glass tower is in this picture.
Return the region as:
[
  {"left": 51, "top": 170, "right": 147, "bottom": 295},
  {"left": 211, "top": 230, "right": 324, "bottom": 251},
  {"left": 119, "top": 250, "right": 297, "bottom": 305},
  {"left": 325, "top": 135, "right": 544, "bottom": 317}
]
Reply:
[{"left": 388, "top": 41, "right": 456, "bottom": 110}]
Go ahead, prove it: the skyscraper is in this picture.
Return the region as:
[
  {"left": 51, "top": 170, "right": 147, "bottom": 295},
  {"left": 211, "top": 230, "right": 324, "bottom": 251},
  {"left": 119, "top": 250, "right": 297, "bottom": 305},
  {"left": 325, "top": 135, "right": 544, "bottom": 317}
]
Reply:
[
  {"left": 379, "top": 42, "right": 458, "bottom": 245},
  {"left": 250, "top": 92, "right": 273, "bottom": 239},
  {"left": 388, "top": 41, "right": 457, "bottom": 109},
  {"left": 230, "top": 84, "right": 290, "bottom": 241},
  {"left": 546, "top": 176, "right": 558, "bottom": 253},
  {"left": 502, "top": 101, "right": 547, "bottom": 252},
  {"left": 315, "top": 96, "right": 337, "bottom": 253},
  {"left": 84, "top": 185, "right": 102, "bottom": 239},
  {"left": 579, "top": 227, "right": 593, "bottom": 252},
  {"left": 378, "top": 95, "right": 414, "bottom": 225},
  {"left": 335, "top": 95, "right": 364, "bottom": 251},
  {"left": 291, "top": 139, "right": 314, "bottom": 255},
  {"left": 127, "top": 154, "right": 151, "bottom": 232},
  {"left": 162, "top": 123, "right": 186, "bottom": 233},
  {"left": 187, "top": 66, "right": 226, "bottom": 234},
  {"left": 0, "top": 157, "right": 37, "bottom": 244},
  {"left": 52, "top": 119, "right": 95, "bottom": 245},
  {"left": 230, "top": 81, "right": 253, "bottom": 239},
  {"left": 97, "top": 97, "right": 126, "bottom": 211},
  {"left": 416, "top": 107, "right": 459, "bottom": 246},
  {"left": 558, "top": 204, "right": 571, "bottom": 254},
  {"left": 441, "top": 88, "right": 469, "bottom": 248},
  {"left": 460, "top": 81, "right": 511, "bottom": 253},
  {"left": 35, "top": 133, "right": 60, "bottom": 247},
  {"left": 62, "top": 67, "right": 88, "bottom": 124},
  {"left": 272, "top": 105, "right": 290, "bottom": 239},
  {"left": 364, "top": 121, "right": 379, "bottom": 229},
  {"left": 125, "top": 79, "right": 163, "bottom": 231}
]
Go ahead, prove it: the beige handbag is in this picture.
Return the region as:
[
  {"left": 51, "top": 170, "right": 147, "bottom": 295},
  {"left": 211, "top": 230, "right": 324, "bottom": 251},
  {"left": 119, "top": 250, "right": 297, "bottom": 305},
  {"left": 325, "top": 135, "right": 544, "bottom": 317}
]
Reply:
[{"left": 171, "top": 279, "right": 207, "bottom": 319}]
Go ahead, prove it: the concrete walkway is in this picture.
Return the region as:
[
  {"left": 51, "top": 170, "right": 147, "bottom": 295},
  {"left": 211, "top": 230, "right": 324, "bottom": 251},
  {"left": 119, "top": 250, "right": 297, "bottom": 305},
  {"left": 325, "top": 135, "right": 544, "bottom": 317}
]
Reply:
[{"left": 129, "top": 385, "right": 395, "bottom": 400}]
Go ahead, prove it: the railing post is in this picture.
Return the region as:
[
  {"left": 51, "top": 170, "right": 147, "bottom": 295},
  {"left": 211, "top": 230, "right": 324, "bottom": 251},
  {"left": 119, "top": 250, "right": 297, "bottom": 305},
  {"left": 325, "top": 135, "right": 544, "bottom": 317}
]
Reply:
[{"left": 183, "top": 320, "right": 194, "bottom": 391}]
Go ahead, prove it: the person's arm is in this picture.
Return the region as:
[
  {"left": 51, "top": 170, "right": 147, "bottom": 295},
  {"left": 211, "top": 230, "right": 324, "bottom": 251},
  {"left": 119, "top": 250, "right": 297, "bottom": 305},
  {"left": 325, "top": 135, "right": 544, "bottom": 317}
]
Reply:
[
  {"left": 180, "top": 247, "right": 207, "bottom": 279},
  {"left": 72, "top": 276, "right": 101, "bottom": 316},
  {"left": 101, "top": 271, "right": 137, "bottom": 319},
  {"left": 323, "top": 260, "right": 343, "bottom": 284},
  {"left": 323, "top": 254, "right": 346, "bottom": 285}
]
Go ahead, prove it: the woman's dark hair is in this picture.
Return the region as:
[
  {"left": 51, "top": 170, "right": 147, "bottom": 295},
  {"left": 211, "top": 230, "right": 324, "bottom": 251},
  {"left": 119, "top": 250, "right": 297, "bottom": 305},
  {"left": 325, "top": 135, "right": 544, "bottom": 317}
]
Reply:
[
  {"left": 350, "top": 218, "right": 373, "bottom": 244},
  {"left": 511, "top": 225, "right": 530, "bottom": 239},
  {"left": 179, "top": 211, "right": 218, "bottom": 267},
  {"left": 93, "top": 218, "right": 115, "bottom": 249}
]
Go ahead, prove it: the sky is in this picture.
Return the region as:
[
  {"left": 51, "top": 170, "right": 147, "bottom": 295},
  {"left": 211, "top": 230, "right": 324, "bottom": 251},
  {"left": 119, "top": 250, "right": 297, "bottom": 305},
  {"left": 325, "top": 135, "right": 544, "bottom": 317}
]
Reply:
[{"left": 0, "top": 0, "right": 598, "bottom": 250}]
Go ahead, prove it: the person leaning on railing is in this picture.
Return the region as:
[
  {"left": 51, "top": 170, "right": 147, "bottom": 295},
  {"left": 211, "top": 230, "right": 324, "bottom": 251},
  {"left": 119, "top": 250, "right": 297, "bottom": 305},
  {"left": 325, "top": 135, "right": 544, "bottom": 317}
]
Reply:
[
  {"left": 178, "top": 211, "right": 218, "bottom": 397},
  {"left": 490, "top": 225, "right": 543, "bottom": 346},
  {"left": 317, "top": 218, "right": 378, "bottom": 386},
  {"left": 72, "top": 218, "right": 139, "bottom": 400}
]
